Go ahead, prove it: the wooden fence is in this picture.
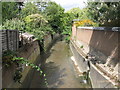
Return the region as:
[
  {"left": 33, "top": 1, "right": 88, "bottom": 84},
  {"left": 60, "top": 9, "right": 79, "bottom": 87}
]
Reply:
[{"left": 0, "top": 30, "right": 19, "bottom": 53}]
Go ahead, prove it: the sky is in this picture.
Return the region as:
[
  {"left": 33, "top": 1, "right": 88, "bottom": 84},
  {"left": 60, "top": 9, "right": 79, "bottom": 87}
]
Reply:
[{"left": 51, "top": 0, "right": 87, "bottom": 11}]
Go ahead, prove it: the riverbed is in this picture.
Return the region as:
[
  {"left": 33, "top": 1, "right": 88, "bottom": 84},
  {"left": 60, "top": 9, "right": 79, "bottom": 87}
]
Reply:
[{"left": 27, "top": 40, "right": 91, "bottom": 88}]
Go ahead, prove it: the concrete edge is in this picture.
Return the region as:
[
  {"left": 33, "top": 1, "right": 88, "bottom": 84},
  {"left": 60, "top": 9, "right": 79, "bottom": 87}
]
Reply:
[
  {"left": 77, "top": 27, "right": 120, "bottom": 32},
  {"left": 70, "top": 40, "right": 118, "bottom": 88}
]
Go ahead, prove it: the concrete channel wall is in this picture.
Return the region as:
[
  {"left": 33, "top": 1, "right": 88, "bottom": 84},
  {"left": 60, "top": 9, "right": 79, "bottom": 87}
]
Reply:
[
  {"left": 72, "top": 27, "right": 119, "bottom": 61},
  {"left": 2, "top": 33, "right": 53, "bottom": 88},
  {"left": 2, "top": 40, "right": 40, "bottom": 88},
  {"left": 70, "top": 26, "right": 120, "bottom": 88}
]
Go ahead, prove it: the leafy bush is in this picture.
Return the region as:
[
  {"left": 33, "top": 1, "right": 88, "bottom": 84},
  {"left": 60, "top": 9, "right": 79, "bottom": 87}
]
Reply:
[
  {"left": 24, "top": 14, "right": 48, "bottom": 28},
  {"left": 24, "top": 14, "right": 53, "bottom": 40},
  {"left": 2, "top": 18, "right": 25, "bottom": 31}
]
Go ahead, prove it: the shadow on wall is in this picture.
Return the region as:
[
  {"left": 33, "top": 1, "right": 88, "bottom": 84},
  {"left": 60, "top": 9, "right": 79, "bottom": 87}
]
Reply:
[
  {"left": 21, "top": 34, "right": 63, "bottom": 88},
  {"left": 88, "top": 30, "right": 119, "bottom": 67}
]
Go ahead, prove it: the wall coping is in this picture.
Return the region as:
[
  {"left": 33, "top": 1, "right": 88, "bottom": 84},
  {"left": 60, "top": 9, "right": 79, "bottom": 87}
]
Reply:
[{"left": 77, "top": 27, "right": 120, "bottom": 32}]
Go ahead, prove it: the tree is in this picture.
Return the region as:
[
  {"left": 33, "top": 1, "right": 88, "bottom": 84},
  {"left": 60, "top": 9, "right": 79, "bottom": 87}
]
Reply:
[
  {"left": 24, "top": 14, "right": 48, "bottom": 28},
  {"left": 66, "top": 7, "right": 89, "bottom": 20},
  {"left": 20, "top": 2, "right": 40, "bottom": 18},
  {"left": 2, "top": 2, "right": 20, "bottom": 22},
  {"left": 66, "top": 7, "right": 82, "bottom": 18},
  {"left": 24, "top": 13, "right": 53, "bottom": 40},
  {"left": 87, "top": 2, "right": 120, "bottom": 26},
  {"left": 43, "top": 1, "right": 65, "bottom": 33}
]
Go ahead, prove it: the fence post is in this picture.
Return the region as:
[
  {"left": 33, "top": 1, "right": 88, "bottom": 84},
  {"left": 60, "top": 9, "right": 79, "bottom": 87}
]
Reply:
[{"left": 6, "top": 30, "right": 9, "bottom": 50}]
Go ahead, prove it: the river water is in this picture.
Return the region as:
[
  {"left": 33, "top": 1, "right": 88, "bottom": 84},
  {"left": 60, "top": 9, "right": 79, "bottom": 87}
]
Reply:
[{"left": 25, "top": 40, "right": 91, "bottom": 88}]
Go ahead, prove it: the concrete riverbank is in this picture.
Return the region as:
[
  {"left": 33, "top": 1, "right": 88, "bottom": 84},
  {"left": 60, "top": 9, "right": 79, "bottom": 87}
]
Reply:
[{"left": 22, "top": 39, "right": 91, "bottom": 88}]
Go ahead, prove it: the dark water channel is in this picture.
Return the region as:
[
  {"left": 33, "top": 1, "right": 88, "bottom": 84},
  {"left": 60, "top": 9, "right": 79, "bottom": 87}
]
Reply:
[{"left": 22, "top": 37, "right": 91, "bottom": 88}]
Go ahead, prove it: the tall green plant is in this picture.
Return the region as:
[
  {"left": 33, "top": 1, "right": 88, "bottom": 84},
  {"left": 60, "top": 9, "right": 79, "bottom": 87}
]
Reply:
[{"left": 24, "top": 13, "right": 50, "bottom": 40}]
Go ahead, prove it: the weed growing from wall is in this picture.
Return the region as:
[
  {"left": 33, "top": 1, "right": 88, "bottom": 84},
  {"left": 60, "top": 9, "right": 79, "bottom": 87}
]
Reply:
[
  {"left": 12, "top": 57, "right": 48, "bottom": 87},
  {"left": 2, "top": 51, "right": 48, "bottom": 87}
]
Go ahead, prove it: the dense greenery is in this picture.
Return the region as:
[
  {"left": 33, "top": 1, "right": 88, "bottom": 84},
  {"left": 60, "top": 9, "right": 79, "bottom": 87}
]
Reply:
[
  {"left": 2, "top": 18, "right": 25, "bottom": 30},
  {"left": 2, "top": 1, "right": 72, "bottom": 41},
  {"left": 2, "top": 2, "right": 19, "bottom": 22},
  {"left": 20, "top": 2, "right": 40, "bottom": 18},
  {"left": 87, "top": 2, "right": 120, "bottom": 26},
  {"left": 43, "top": 2, "right": 69, "bottom": 34},
  {"left": 2, "top": 1, "right": 120, "bottom": 39},
  {"left": 66, "top": 2, "right": 120, "bottom": 27},
  {"left": 67, "top": 7, "right": 88, "bottom": 20},
  {"left": 24, "top": 13, "right": 49, "bottom": 40}
]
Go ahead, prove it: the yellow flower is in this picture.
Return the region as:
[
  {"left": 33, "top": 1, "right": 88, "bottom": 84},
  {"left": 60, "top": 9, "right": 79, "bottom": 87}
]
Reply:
[{"left": 73, "top": 19, "right": 96, "bottom": 27}]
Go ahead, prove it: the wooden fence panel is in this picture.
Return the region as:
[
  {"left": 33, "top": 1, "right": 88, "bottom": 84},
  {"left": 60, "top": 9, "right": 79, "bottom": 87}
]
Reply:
[{"left": 0, "top": 30, "right": 19, "bottom": 53}]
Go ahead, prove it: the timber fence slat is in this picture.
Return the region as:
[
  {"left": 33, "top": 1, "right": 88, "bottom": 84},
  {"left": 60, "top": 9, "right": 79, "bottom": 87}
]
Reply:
[{"left": 0, "top": 30, "right": 19, "bottom": 53}]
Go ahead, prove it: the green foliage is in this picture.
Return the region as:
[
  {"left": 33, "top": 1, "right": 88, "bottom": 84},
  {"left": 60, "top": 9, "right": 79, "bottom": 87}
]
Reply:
[
  {"left": 2, "top": 2, "right": 20, "bottom": 22},
  {"left": 20, "top": 2, "right": 53, "bottom": 40},
  {"left": 3, "top": 50, "right": 48, "bottom": 86},
  {"left": 87, "top": 2, "right": 120, "bottom": 26},
  {"left": 24, "top": 13, "right": 51, "bottom": 40},
  {"left": 43, "top": 1, "right": 73, "bottom": 40},
  {"left": 12, "top": 56, "right": 48, "bottom": 86},
  {"left": 66, "top": 7, "right": 89, "bottom": 20},
  {"left": 0, "top": 2, "right": 2, "bottom": 25},
  {"left": 62, "top": 30, "right": 71, "bottom": 36},
  {"left": 2, "top": 18, "right": 25, "bottom": 31},
  {"left": 80, "top": 45, "right": 84, "bottom": 48},
  {"left": 20, "top": 2, "right": 40, "bottom": 18},
  {"left": 43, "top": 1, "right": 65, "bottom": 33},
  {"left": 2, "top": 1, "right": 72, "bottom": 41},
  {"left": 67, "top": 7, "right": 82, "bottom": 19},
  {"left": 24, "top": 14, "right": 48, "bottom": 28},
  {"left": 14, "top": 67, "right": 22, "bottom": 83},
  {"left": 2, "top": 50, "right": 16, "bottom": 67}
]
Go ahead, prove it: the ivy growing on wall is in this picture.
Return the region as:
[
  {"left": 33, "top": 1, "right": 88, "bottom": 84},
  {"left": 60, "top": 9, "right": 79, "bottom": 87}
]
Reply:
[
  {"left": 12, "top": 56, "right": 48, "bottom": 86},
  {"left": 2, "top": 51, "right": 48, "bottom": 87}
]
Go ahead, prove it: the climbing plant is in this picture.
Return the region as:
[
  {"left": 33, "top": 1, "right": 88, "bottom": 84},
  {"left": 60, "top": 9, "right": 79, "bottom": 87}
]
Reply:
[
  {"left": 12, "top": 56, "right": 48, "bottom": 86},
  {"left": 2, "top": 51, "right": 48, "bottom": 87}
]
